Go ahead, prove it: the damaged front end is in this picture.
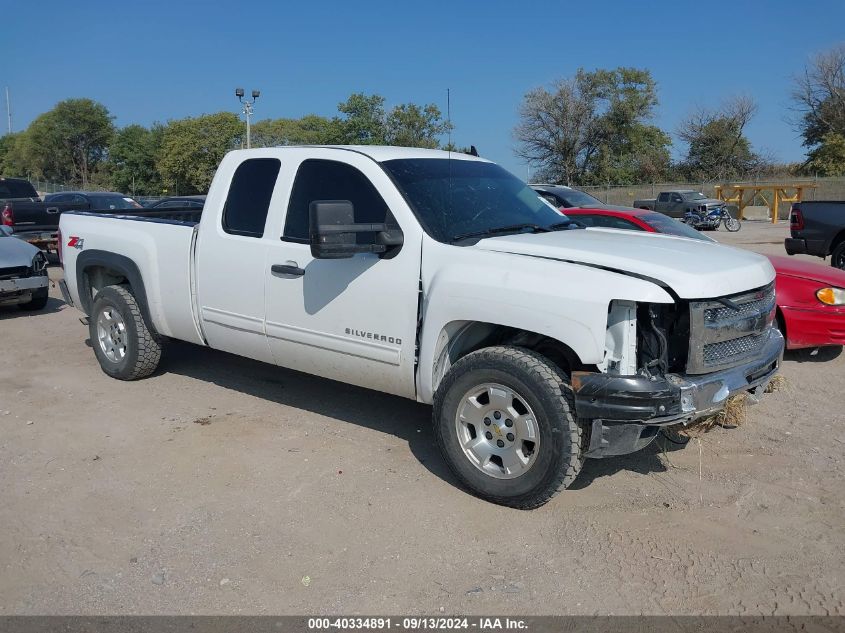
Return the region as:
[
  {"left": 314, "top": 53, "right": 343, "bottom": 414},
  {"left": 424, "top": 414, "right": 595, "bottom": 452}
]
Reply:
[{"left": 572, "top": 285, "right": 783, "bottom": 458}]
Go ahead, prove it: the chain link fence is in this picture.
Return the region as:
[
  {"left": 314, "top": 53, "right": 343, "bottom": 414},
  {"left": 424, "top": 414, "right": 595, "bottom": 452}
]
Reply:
[{"left": 27, "top": 178, "right": 112, "bottom": 195}]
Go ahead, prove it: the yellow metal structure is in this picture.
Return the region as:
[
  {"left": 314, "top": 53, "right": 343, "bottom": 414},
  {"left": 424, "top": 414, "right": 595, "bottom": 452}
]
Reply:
[{"left": 715, "top": 183, "right": 818, "bottom": 224}]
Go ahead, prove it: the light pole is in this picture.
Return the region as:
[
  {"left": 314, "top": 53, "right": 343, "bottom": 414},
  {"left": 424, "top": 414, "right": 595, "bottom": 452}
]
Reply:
[{"left": 235, "top": 88, "right": 260, "bottom": 149}]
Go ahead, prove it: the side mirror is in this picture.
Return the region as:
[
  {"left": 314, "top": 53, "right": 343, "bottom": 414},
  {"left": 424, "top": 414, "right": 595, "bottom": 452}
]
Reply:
[{"left": 309, "top": 200, "right": 403, "bottom": 259}]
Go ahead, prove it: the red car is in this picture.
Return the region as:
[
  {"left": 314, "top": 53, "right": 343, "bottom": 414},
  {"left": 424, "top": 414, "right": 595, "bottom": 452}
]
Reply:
[{"left": 564, "top": 208, "right": 845, "bottom": 350}]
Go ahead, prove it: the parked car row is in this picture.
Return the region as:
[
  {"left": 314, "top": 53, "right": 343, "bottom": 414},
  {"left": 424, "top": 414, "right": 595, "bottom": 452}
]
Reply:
[{"left": 0, "top": 175, "right": 209, "bottom": 254}]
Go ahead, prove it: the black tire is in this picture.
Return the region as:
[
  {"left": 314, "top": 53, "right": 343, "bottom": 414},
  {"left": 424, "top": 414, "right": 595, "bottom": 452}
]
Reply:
[
  {"left": 724, "top": 216, "right": 741, "bottom": 232},
  {"left": 89, "top": 285, "right": 161, "bottom": 380},
  {"left": 17, "top": 286, "right": 48, "bottom": 311},
  {"left": 433, "top": 346, "right": 586, "bottom": 509},
  {"left": 831, "top": 241, "right": 845, "bottom": 271}
]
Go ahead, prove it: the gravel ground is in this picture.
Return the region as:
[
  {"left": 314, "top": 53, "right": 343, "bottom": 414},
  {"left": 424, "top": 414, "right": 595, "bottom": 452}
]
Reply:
[{"left": 0, "top": 220, "right": 843, "bottom": 615}]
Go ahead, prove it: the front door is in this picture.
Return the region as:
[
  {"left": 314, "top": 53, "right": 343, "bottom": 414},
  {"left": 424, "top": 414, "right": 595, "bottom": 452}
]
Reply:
[{"left": 263, "top": 152, "right": 421, "bottom": 398}]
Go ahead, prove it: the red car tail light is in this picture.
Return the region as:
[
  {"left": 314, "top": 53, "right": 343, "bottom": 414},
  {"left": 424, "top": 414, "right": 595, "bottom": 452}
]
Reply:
[
  {"left": 1, "top": 203, "right": 13, "bottom": 226},
  {"left": 790, "top": 205, "right": 804, "bottom": 231}
]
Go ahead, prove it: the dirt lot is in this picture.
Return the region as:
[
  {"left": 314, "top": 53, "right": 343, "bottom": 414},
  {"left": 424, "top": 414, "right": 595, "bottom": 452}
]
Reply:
[{"left": 1, "top": 221, "right": 843, "bottom": 615}]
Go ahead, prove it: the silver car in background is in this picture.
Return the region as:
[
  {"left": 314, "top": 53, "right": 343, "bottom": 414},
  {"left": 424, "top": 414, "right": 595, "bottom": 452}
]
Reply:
[{"left": 0, "top": 226, "right": 50, "bottom": 310}]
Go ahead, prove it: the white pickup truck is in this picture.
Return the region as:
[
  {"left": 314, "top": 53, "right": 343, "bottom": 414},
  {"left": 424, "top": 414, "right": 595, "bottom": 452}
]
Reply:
[{"left": 58, "top": 146, "right": 783, "bottom": 508}]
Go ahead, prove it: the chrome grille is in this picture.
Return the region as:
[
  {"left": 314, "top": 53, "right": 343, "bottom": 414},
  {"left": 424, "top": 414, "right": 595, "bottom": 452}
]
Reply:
[
  {"left": 705, "top": 286, "right": 776, "bottom": 323},
  {"left": 687, "top": 282, "right": 776, "bottom": 374},
  {"left": 703, "top": 333, "right": 768, "bottom": 364}
]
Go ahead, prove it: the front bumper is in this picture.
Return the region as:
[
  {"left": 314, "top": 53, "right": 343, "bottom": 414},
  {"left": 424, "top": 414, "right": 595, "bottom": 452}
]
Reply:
[
  {"left": 784, "top": 237, "right": 807, "bottom": 255},
  {"left": 0, "top": 274, "right": 49, "bottom": 305},
  {"left": 573, "top": 329, "right": 784, "bottom": 458}
]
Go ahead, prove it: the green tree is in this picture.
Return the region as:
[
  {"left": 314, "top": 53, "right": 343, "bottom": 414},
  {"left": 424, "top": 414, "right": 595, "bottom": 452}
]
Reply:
[
  {"left": 791, "top": 44, "right": 845, "bottom": 175},
  {"left": 0, "top": 132, "right": 22, "bottom": 175},
  {"left": 334, "top": 93, "right": 387, "bottom": 144},
  {"left": 514, "top": 67, "right": 670, "bottom": 184},
  {"left": 250, "top": 114, "right": 341, "bottom": 147},
  {"left": 805, "top": 132, "right": 845, "bottom": 176},
  {"left": 677, "top": 96, "right": 760, "bottom": 181},
  {"left": 109, "top": 124, "right": 164, "bottom": 195},
  {"left": 24, "top": 98, "right": 114, "bottom": 187},
  {"left": 157, "top": 113, "right": 242, "bottom": 194},
  {"left": 384, "top": 103, "right": 452, "bottom": 148}
]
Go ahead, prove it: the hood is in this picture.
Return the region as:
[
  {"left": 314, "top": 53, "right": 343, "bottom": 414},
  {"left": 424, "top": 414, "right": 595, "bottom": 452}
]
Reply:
[
  {"left": 767, "top": 255, "right": 845, "bottom": 287},
  {"left": 0, "top": 234, "right": 40, "bottom": 267},
  {"left": 473, "top": 228, "right": 774, "bottom": 299}
]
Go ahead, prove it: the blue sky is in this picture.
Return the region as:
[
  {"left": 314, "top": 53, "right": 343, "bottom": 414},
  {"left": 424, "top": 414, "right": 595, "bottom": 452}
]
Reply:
[{"left": 4, "top": 0, "right": 845, "bottom": 179}]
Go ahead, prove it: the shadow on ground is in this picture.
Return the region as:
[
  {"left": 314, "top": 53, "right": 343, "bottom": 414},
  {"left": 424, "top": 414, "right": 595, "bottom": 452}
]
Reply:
[
  {"left": 159, "top": 340, "right": 458, "bottom": 488},
  {"left": 0, "top": 296, "right": 66, "bottom": 320},
  {"left": 154, "top": 341, "right": 682, "bottom": 495},
  {"left": 569, "top": 433, "right": 687, "bottom": 490},
  {"left": 784, "top": 345, "right": 843, "bottom": 363}
]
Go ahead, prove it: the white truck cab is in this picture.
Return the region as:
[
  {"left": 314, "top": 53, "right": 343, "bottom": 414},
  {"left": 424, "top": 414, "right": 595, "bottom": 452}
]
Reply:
[{"left": 58, "top": 146, "right": 783, "bottom": 508}]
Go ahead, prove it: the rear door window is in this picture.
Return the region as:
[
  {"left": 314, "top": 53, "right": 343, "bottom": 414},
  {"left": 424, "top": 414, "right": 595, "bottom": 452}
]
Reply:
[
  {"left": 0, "top": 179, "right": 38, "bottom": 199},
  {"left": 222, "top": 158, "right": 281, "bottom": 237}
]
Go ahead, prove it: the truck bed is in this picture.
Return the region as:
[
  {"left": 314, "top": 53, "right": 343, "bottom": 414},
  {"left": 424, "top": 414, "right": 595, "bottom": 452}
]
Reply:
[{"left": 59, "top": 211, "right": 205, "bottom": 346}]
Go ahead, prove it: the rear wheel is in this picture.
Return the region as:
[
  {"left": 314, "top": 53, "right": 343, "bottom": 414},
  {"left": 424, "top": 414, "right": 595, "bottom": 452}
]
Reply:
[
  {"left": 89, "top": 285, "right": 161, "bottom": 380},
  {"left": 832, "top": 241, "right": 845, "bottom": 271},
  {"left": 433, "top": 346, "right": 585, "bottom": 509},
  {"left": 724, "top": 216, "right": 741, "bottom": 232}
]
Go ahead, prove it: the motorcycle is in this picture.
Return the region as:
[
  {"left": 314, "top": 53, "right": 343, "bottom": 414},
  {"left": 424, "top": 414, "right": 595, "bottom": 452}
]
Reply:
[{"left": 683, "top": 206, "right": 741, "bottom": 232}]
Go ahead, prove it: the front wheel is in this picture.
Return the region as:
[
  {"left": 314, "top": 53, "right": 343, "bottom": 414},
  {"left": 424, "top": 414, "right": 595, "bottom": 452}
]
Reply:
[
  {"left": 89, "top": 285, "right": 162, "bottom": 380},
  {"left": 433, "top": 346, "right": 585, "bottom": 509},
  {"left": 723, "top": 216, "right": 741, "bottom": 232}
]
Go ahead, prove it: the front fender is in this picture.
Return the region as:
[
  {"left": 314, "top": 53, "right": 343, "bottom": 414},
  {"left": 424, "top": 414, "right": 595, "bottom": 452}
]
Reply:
[{"left": 416, "top": 242, "right": 674, "bottom": 403}]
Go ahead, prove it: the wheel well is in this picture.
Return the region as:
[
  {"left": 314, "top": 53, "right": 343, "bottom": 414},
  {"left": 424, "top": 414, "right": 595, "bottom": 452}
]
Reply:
[
  {"left": 776, "top": 307, "right": 787, "bottom": 339},
  {"left": 432, "top": 322, "right": 586, "bottom": 394},
  {"left": 82, "top": 265, "right": 129, "bottom": 306},
  {"left": 830, "top": 229, "right": 845, "bottom": 255}
]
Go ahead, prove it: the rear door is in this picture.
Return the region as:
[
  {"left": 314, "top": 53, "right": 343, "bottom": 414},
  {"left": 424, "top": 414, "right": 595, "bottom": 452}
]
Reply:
[
  {"left": 194, "top": 156, "right": 282, "bottom": 364},
  {"left": 263, "top": 150, "right": 422, "bottom": 398}
]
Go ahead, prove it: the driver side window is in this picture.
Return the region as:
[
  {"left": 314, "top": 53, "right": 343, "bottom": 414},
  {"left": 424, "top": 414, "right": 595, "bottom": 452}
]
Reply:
[{"left": 283, "top": 159, "right": 393, "bottom": 244}]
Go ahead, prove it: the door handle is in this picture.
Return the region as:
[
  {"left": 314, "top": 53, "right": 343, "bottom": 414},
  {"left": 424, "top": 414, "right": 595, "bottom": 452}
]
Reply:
[{"left": 271, "top": 263, "right": 305, "bottom": 277}]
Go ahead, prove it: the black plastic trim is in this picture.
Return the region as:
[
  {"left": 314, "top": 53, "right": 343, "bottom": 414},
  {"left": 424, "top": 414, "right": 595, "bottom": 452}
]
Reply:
[
  {"left": 573, "top": 373, "right": 682, "bottom": 421},
  {"left": 75, "top": 250, "right": 156, "bottom": 333}
]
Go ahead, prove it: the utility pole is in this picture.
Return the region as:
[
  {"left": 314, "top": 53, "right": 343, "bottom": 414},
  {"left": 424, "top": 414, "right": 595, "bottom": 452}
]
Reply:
[
  {"left": 235, "top": 88, "right": 260, "bottom": 149},
  {"left": 5, "top": 87, "right": 11, "bottom": 135}
]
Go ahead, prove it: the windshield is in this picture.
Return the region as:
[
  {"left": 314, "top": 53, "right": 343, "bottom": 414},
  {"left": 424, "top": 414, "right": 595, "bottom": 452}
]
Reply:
[
  {"left": 556, "top": 188, "right": 603, "bottom": 208},
  {"left": 382, "top": 159, "right": 572, "bottom": 242},
  {"left": 684, "top": 192, "right": 708, "bottom": 200},
  {"left": 640, "top": 212, "right": 712, "bottom": 241}
]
